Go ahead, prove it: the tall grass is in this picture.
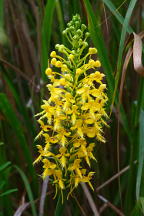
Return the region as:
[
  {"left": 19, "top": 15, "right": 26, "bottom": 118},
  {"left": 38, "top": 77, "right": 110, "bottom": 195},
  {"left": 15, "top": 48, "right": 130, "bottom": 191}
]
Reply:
[{"left": 0, "top": 0, "right": 144, "bottom": 215}]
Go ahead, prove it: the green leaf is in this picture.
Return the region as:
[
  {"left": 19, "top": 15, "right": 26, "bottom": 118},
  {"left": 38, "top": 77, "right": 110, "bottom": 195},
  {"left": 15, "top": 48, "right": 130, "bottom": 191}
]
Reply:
[
  {"left": 0, "top": 0, "right": 7, "bottom": 45},
  {"left": 84, "top": 0, "right": 114, "bottom": 101},
  {"left": 0, "top": 0, "right": 4, "bottom": 28},
  {"left": 112, "top": 0, "right": 137, "bottom": 104},
  {"left": 0, "top": 181, "right": 5, "bottom": 190},
  {"left": 54, "top": 195, "right": 66, "bottom": 216},
  {"left": 0, "top": 161, "right": 11, "bottom": 172},
  {"left": 84, "top": 0, "right": 133, "bottom": 145},
  {"left": 0, "top": 93, "right": 36, "bottom": 182},
  {"left": 41, "top": 0, "right": 56, "bottom": 79},
  {"left": 3, "top": 73, "right": 35, "bottom": 137},
  {"left": 14, "top": 165, "right": 37, "bottom": 216},
  {"left": 103, "top": 0, "right": 133, "bottom": 33},
  {"left": 136, "top": 110, "right": 144, "bottom": 200},
  {"left": 131, "top": 197, "right": 144, "bottom": 216},
  {"left": 0, "top": 188, "right": 18, "bottom": 197}
]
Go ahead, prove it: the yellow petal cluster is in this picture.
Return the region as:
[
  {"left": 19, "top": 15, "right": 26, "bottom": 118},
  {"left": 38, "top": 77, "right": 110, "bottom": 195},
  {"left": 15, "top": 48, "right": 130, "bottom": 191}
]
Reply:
[{"left": 34, "top": 14, "right": 108, "bottom": 199}]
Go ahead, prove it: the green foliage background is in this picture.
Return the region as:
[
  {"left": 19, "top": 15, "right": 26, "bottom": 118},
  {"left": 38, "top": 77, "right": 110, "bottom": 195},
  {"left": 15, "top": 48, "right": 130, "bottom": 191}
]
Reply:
[{"left": 0, "top": 0, "right": 144, "bottom": 215}]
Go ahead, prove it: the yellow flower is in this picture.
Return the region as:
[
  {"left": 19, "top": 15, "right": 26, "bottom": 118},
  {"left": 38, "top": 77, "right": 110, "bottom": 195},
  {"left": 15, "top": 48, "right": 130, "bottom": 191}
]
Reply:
[
  {"left": 50, "top": 51, "right": 57, "bottom": 57},
  {"left": 76, "top": 68, "right": 82, "bottom": 75},
  {"left": 71, "top": 119, "right": 84, "bottom": 138},
  {"left": 54, "top": 170, "right": 65, "bottom": 190},
  {"left": 42, "top": 158, "right": 57, "bottom": 179},
  {"left": 88, "top": 47, "right": 97, "bottom": 54},
  {"left": 56, "top": 147, "right": 70, "bottom": 167},
  {"left": 77, "top": 86, "right": 91, "bottom": 103},
  {"left": 56, "top": 129, "right": 71, "bottom": 146},
  {"left": 43, "top": 133, "right": 58, "bottom": 150},
  {"left": 94, "top": 60, "right": 101, "bottom": 67},
  {"left": 34, "top": 14, "right": 108, "bottom": 199},
  {"left": 55, "top": 60, "right": 63, "bottom": 68},
  {"left": 61, "top": 64, "right": 68, "bottom": 72},
  {"left": 68, "top": 54, "right": 74, "bottom": 61},
  {"left": 45, "top": 68, "right": 53, "bottom": 76},
  {"left": 35, "top": 120, "right": 52, "bottom": 139},
  {"left": 68, "top": 159, "right": 82, "bottom": 178},
  {"left": 51, "top": 58, "right": 57, "bottom": 65}
]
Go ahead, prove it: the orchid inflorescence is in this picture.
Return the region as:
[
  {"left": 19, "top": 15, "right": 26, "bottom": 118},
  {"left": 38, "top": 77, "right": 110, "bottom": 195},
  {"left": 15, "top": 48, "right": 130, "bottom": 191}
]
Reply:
[{"left": 34, "top": 14, "right": 108, "bottom": 199}]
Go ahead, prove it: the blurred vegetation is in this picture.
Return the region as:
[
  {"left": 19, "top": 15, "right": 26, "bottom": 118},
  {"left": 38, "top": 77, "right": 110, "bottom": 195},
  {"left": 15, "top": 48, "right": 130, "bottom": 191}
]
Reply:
[{"left": 0, "top": 0, "right": 144, "bottom": 215}]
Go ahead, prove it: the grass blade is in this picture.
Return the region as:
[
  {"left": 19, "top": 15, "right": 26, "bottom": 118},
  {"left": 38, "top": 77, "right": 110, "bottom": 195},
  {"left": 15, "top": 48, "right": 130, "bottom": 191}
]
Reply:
[
  {"left": 84, "top": 0, "right": 133, "bottom": 143},
  {"left": 2, "top": 71, "right": 35, "bottom": 137},
  {"left": 131, "top": 197, "right": 144, "bottom": 216},
  {"left": 0, "top": 188, "right": 18, "bottom": 197},
  {"left": 54, "top": 194, "right": 66, "bottom": 216},
  {"left": 0, "top": 161, "right": 11, "bottom": 172},
  {"left": 14, "top": 165, "right": 37, "bottom": 216},
  {"left": 41, "top": 0, "right": 56, "bottom": 79},
  {"left": 112, "top": 0, "right": 137, "bottom": 105},
  {"left": 84, "top": 0, "right": 114, "bottom": 101},
  {"left": 136, "top": 110, "right": 144, "bottom": 199},
  {"left": 103, "top": 0, "right": 133, "bottom": 33},
  {"left": 0, "top": 93, "right": 36, "bottom": 183}
]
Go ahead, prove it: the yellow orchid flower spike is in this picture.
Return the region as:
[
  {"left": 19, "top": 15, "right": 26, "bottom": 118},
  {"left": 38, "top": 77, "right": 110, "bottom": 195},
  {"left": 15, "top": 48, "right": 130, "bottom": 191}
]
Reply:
[{"left": 34, "top": 14, "right": 108, "bottom": 200}]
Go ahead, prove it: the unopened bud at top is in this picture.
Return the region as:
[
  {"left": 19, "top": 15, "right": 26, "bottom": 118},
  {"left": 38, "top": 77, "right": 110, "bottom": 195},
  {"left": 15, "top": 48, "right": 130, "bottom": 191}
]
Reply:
[
  {"left": 50, "top": 51, "right": 57, "bottom": 58},
  {"left": 88, "top": 48, "right": 97, "bottom": 55},
  {"left": 94, "top": 60, "right": 101, "bottom": 67}
]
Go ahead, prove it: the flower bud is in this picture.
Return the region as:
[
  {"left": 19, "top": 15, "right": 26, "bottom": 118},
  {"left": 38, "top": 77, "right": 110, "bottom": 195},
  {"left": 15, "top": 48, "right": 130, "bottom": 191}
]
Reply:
[
  {"left": 55, "top": 61, "right": 62, "bottom": 68},
  {"left": 81, "top": 24, "right": 86, "bottom": 31},
  {"left": 75, "top": 21, "right": 80, "bottom": 27},
  {"left": 99, "top": 84, "right": 106, "bottom": 91},
  {"left": 50, "top": 51, "right": 57, "bottom": 58},
  {"left": 69, "top": 54, "right": 74, "bottom": 61},
  {"left": 55, "top": 44, "right": 60, "bottom": 49},
  {"left": 45, "top": 68, "right": 53, "bottom": 76},
  {"left": 73, "top": 35, "right": 78, "bottom": 40},
  {"left": 62, "top": 30, "right": 67, "bottom": 35},
  {"left": 76, "top": 68, "right": 82, "bottom": 75},
  {"left": 71, "top": 50, "right": 75, "bottom": 54},
  {"left": 88, "top": 48, "right": 97, "bottom": 55},
  {"left": 70, "top": 26, "right": 74, "bottom": 32},
  {"left": 94, "top": 60, "right": 101, "bottom": 67},
  {"left": 58, "top": 45, "right": 65, "bottom": 53},
  {"left": 77, "top": 29, "right": 82, "bottom": 35},
  {"left": 61, "top": 64, "right": 68, "bottom": 72},
  {"left": 83, "top": 42, "right": 88, "bottom": 47},
  {"left": 51, "top": 58, "right": 57, "bottom": 65},
  {"left": 85, "top": 32, "right": 90, "bottom": 37}
]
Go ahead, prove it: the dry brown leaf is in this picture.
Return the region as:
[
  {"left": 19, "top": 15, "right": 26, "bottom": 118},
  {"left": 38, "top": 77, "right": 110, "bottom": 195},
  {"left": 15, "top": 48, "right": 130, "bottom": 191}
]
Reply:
[
  {"left": 133, "top": 33, "right": 144, "bottom": 76},
  {"left": 119, "top": 47, "right": 133, "bottom": 102},
  {"left": 119, "top": 32, "right": 144, "bottom": 103}
]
